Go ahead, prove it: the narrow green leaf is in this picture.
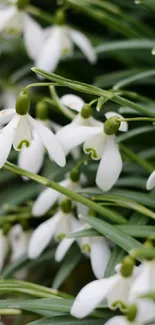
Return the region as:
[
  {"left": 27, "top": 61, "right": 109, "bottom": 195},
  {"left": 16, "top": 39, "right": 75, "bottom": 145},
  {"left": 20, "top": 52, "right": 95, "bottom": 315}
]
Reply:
[
  {"left": 81, "top": 215, "right": 141, "bottom": 254},
  {"left": 27, "top": 315, "right": 106, "bottom": 325}
]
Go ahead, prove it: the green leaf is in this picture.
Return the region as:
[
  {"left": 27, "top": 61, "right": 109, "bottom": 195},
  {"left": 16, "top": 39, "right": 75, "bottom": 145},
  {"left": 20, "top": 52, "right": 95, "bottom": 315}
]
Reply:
[
  {"left": 27, "top": 316, "right": 106, "bottom": 325},
  {"left": 117, "top": 125, "right": 155, "bottom": 143},
  {"left": 81, "top": 215, "right": 141, "bottom": 255},
  {"left": 52, "top": 245, "right": 82, "bottom": 289}
]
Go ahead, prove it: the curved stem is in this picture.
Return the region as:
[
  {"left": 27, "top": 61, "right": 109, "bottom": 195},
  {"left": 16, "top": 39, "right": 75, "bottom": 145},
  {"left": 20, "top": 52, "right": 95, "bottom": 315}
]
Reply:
[
  {"left": 3, "top": 162, "right": 126, "bottom": 224},
  {"left": 23, "top": 82, "right": 58, "bottom": 94},
  {"left": 119, "top": 117, "right": 155, "bottom": 122},
  {"left": 49, "top": 86, "right": 75, "bottom": 120}
]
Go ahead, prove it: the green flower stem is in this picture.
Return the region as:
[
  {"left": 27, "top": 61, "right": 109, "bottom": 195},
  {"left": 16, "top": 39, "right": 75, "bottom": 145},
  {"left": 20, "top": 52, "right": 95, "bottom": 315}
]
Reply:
[
  {"left": 130, "top": 247, "right": 155, "bottom": 259},
  {"left": 119, "top": 117, "right": 155, "bottom": 122},
  {"left": 49, "top": 86, "right": 75, "bottom": 120},
  {"left": 120, "top": 144, "right": 154, "bottom": 173},
  {"left": 26, "top": 5, "right": 54, "bottom": 24},
  {"left": 3, "top": 162, "right": 126, "bottom": 224},
  {"left": 32, "top": 68, "right": 155, "bottom": 117},
  {"left": 0, "top": 213, "right": 31, "bottom": 225},
  {"left": 23, "top": 82, "right": 58, "bottom": 94}
]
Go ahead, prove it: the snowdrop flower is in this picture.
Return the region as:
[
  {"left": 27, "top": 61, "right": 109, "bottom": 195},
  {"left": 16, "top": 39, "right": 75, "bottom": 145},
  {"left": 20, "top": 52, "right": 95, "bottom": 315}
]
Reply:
[
  {"left": 129, "top": 259, "right": 155, "bottom": 299},
  {"left": 0, "top": 91, "right": 66, "bottom": 169},
  {"left": 0, "top": 1, "right": 24, "bottom": 35},
  {"left": 28, "top": 200, "right": 76, "bottom": 259},
  {"left": 56, "top": 221, "right": 111, "bottom": 279},
  {"left": 31, "top": 8, "right": 96, "bottom": 73},
  {"left": 0, "top": 228, "right": 8, "bottom": 273},
  {"left": 104, "top": 299, "right": 155, "bottom": 325},
  {"left": 146, "top": 170, "right": 155, "bottom": 190},
  {"left": 9, "top": 224, "right": 31, "bottom": 279},
  {"left": 71, "top": 257, "right": 136, "bottom": 318}
]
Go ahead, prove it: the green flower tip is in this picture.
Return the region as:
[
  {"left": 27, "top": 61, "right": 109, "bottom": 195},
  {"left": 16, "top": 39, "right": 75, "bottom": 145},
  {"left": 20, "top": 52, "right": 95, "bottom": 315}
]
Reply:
[
  {"left": 60, "top": 199, "right": 73, "bottom": 213},
  {"left": 16, "top": 91, "right": 30, "bottom": 115},
  {"left": 104, "top": 116, "right": 121, "bottom": 135},
  {"left": 2, "top": 223, "right": 11, "bottom": 236},
  {"left": 70, "top": 168, "right": 80, "bottom": 183},
  {"left": 81, "top": 104, "right": 93, "bottom": 119},
  {"left": 17, "top": 0, "right": 29, "bottom": 10},
  {"left": 36, "top": 101, "right": 48, "bottom": 120},
  {"left": 126, "top": 305, "right": 137, "bottom": 322},
  {"left": 55, "top": 9, "right": 66, "bottom": 26},
  {"left": 120, "top": 256, "right": 135, "bottom": 277}
]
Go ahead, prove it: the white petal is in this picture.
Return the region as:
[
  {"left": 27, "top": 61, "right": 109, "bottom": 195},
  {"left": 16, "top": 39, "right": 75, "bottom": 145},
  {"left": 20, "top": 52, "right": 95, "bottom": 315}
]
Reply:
[
  {"left": 96, "top": 136, "right": 122, "bottom": 192},
  {"left": 0, "top": 108, "right": 15, "bottom": 125},
  {"left": 136, "top": 298, "right": 155, "bottom": 323},
  {"left": 54, "top": 212, "right": 73, "bottom": 240},
  {"left": 60, "top": 94, "right": 85, "bottom": 113},
  {"left": 18, "top": 131, "right": 44, "bottom": 178},
  {"left": 0, "top": 229, "right": 8, "bottom": 272},
  {"left": 32, "top": 179, "right": 69, "bottom": 217},
  {"left": 29, "top": 116, "right": 66, "bottom": 167},
  {"left": 24, "top": 14, "right": 44, "bottom": 61},
  {"left": 9, "top": 225, "right": 31, "bottom": 261},
  {"left": 71, "top": 276, "right": 118, "bottom": 318},
  {"left": 0, "top": 115, "right": 19, "bottom": 167},
  {"left": 28, "top": 213, "right": 60, "bottom": 259},
  {"left": 107, "top": 275, "right": 131, "bottom": 310},
  {"left": 70, "top": 28, "right": 97, "bottom": 64},
  {"left": 13, "top": 115, "right": 32, "bottom": 151},
  {"left": 56, "top": 125, "right": 102, "bottom": 155},
  {"left": 105, "top": 112, "right": 128, "bottom": 132},
  {"left": 90, "top": 237, "right": 111, "bottom": 279},
  {"left": 104, "top": 316, "right": 127, "bottom": 325},
  {"left": 36, "top": 26, "right": 63, "bottom": 72},
  {"left": 146, "top": 170, "right": 155, "bottom": 190},
  {"left": 83, "top": 132, "right": 105, "bottom": 160},
  {"left": 0, "top": 6, "right": 16, "bottom": 32},
  {"left": 55, "top": 238, "right": 75, "bottom": 262}
]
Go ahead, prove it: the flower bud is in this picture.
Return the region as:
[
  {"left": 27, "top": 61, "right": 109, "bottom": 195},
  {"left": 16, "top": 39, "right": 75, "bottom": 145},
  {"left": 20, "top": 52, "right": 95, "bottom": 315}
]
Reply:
[
  {"left": 16, "top": 91, "right": 30, "bottom": 115},
  {"left": 60, "top": 199, "right": 72, "bottom": 213},
  {"left": 2, "top": 223, "right": 11, "bottom": 236},
  {"left": 36, "top": 102, "right": 48, "bottom": 120},
  {"left": 55, "top": 9, "right": 66, "bottom": 25},
  {"left": 120, "top": 256, "right": 135, "bottom": 277},
  {"left": 70, "top": 168, "right": 80, "bottom": 183},
  {"left": 104, "top": 116, "right": 121, "bottom": 135},
  {"left": 81, "top": 104, "right": 93, "bottom": 119},
  {"left": 127, "top": 305, "right": 137, "bottom": 322},
  {"left": 17, "top": 0, "right": 29, "bottom": 10}
]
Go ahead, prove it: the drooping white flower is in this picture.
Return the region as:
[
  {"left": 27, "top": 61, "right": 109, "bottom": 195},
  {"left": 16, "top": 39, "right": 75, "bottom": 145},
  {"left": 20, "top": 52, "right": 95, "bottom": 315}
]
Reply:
[
  {"left": 129, "top": 259, "right": 155, "bottom": 300},
  {"left": 71, "top": 263, "right": 136, "bottom": 319},
  {"left": 29, "top": 24, "right": 96, "bottom": 73},
  {"left": 0, "top": 229, "right": 8, "bottom": 273},
  {"left": 146, "top": 170, "right": 155, "bottom": 190},
  {"left": 0, "top": 2, "right": 24, "bottom": 35},
  {"left": 28, "top": 209, "right": 76, "bottom": 259},
  {"left": 9, "top": 224, "right": 31, "bottom": 279},
  {"left": 0, "top": 108, "right": 66, "bottom": 168},
  {"left": 104, "top": 299, "right": 155, "bottom": 325}
]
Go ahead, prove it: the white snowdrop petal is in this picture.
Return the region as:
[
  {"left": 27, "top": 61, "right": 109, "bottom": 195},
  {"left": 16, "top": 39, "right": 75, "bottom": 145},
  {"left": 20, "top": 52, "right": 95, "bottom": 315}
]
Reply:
[
  {"left": 90, "top": 237, "right": 111, "bottom": 279},
  {"left": 136, "top": 299, "right": 155, "bottom": 323},
  {"left": 29, "top": 117, "right": 66, "bottom": 167},
  {"left": 18, "top": 131, "right": 44, "bottom": 178},
  {"left": 36, "top": 26, "right": 63, "bottom": 72},
  {"left": 60, "top": 94, "right": 85, "bottom": 113},
  {"left": 104, "top": 316, "right": 127, "bottom": 325},
  {"left": 55, "top": 238, "right": 75, "bottom": 262},
  {"left": 13, "top": 115, "right": 32, "bottom": 151},
  {"left": 105, "top": 112, "right": 128, "bottom": 132},
  {"left": 9, "top": 225, "right": 30, "bottom": 261},
  {"left": 56, "top": 125, "right": 102, "bottom": 155},
  {"left": 146, "top": 170, "right": 155, "bottom": 190},
  {"left": 70, "top": 28, "right": 97, "bottom": 64},
  {"left": 0, "top": 115, "right": 19, "bottom": 168},
  {"left": 24, "top": 14, "right": 44, "bottom": 61},
  {"left": 71, "top": 276, "right": 118, "bottom": 318},
  {"left": 83, "top": 132, "right": 105, "bottom": 160},
  {"left": 28, "top": 214, "right": 60, "bottom": 259},
  {"left": 96, "top": 136, "right": 122, "bottom": 192},
  {"left": 107, "top": 276, "right": 131, "bottom": 310},
  {"left": 54, "top": 212, "right": 73, "bottom": 240},
  {"left": 0, "top": 6, "right": 16, "bottom": 32},
  {"left": 0, "top": 108, "right": 15, "bottom": 125}
]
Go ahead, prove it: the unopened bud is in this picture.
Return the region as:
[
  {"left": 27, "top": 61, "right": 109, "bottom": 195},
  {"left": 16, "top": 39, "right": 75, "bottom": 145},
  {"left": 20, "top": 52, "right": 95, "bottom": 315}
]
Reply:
[
  {"left": 16, "top": 91, "right": 30, "bottom": 115},
  {"left": 55, "top": 9, "right": 66, "bottom": 25},
  {"left": 36, "top": 101, "right": 48, "bottom": 120},
  {"left": 81, "top": 104, "right": 93, "bottom": 119},
  {"left": 17, "top": 0, "right": 29, "bottom": 10},
  {"left": 120, "top": 256, "right": 135, "bottom": 277},
  {"left": 70, "top": 168, "right": 80, "bottom": 182},
  {"left": 60, "top": 199, "right": 72, "bottom": 213},
  {"left": 104, "top": 116, "right": 121, "bottom": 135},
  {"left": 127, "top": 305, "right": 137, "bottom": 322}
]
